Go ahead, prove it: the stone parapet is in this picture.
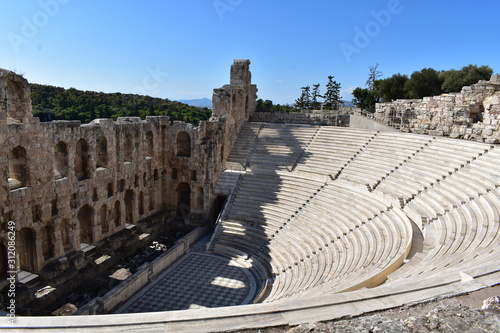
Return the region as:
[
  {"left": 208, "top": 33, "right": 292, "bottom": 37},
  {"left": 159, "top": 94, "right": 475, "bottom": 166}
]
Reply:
[{"left": 374, "top": 75, "right": 500, "bottom": 143}]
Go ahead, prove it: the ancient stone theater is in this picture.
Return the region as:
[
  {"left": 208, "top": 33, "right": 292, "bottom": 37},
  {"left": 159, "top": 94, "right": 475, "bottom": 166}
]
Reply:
[{"left": 1, "top": 60, "right": 500, "bottom": 331}]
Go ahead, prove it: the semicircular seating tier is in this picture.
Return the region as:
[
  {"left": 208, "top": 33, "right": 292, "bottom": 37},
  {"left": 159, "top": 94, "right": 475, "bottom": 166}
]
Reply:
[{"left": 210, "top": 122, "right": 500, "bottom": 304}]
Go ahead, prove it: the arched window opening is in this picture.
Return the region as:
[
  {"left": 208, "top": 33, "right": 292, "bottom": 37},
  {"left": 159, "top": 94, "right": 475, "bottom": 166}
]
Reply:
[
  {"left": 54, "top": 141, "right": 69, "bottom": 179},
  {"left": 75, "top": 139, "right": 91, "bottom": 180},
  {"left": 124, "top": 134, "right": 134, "bottom": 162},
  {"left": 176, "top": 131, "right": 191, "bottom": 157},
  {"left": 146, "top": 131, "right": 154, "bottom": 157},
  {"left": 96, "top": 136, "right": 108, "bottom": 168},
  {"left": 8, "top": 146, "right": 28, "bottom": 189},
  {"left": 78, "top": 205, "right": 94, "bottom": 244}
]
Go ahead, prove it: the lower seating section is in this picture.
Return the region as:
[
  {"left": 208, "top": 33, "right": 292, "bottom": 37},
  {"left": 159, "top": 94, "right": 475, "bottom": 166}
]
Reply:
[
  {"left": 209, "top": 170, "right": 413, "bottom": 302},
  {"left": 209, "top": 123, "right": 500, "bottom": 306}
]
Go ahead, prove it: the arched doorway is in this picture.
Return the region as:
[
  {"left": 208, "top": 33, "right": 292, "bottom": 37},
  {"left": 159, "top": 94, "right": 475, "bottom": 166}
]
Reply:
[
  {"left": 78, "top": 205, "right": 94, "bottom": 244},
  {"left": 176, "top": 182, "right": 191, "bottom": 216},
  {"left": 18, "top": 228, "right": 36, "bottom": 272}
]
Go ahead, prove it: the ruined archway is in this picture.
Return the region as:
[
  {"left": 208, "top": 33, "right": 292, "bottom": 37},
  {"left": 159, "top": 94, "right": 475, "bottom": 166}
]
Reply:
[
  {"left": 78, "top": 205, "right": 94, "bottom": 244},
  {"left": 96, "top": 136, "right": 108, "bottom": 168},
  {"left": 75, "top": 139, "right": 90, "bottom": 180},
  {"left": 54, "top": 141, "right": 69, "bottom": 179},
  {"left": 176, "top": 182, "right": 191, "bottom": 216},
  {"left": 18, "top": 228, "right": 36, "bottom": 272},
  {"left": 8, "top": 146, "right": 28, "bottom": 189},
  {"left": 176, "top": 131, "right": 191, "bottom": 157}
]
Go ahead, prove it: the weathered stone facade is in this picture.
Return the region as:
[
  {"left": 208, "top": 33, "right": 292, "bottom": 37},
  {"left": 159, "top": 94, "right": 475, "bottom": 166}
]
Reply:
[
  {"left": 375, "top": 75, "right": 500, "bottom": 143},
  {"left": 0, "top": 60, "right": 255, "bottom": 301}
]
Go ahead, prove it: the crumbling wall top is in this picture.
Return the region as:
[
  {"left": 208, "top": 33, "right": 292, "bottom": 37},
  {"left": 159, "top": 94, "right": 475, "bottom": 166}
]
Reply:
[{"left": 0, "top": 68, "right": 33, "bottom": 124}]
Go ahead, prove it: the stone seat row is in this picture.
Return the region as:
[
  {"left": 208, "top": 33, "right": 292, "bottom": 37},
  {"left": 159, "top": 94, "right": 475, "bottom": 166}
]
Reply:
[
  {"left": 212, "top": 178, "right": 412, "bottom": 302},
  {"left": 401, "top": 146, "right": 500, "bottom": 225},
  {"left": 387, "top": 188, "right": 500, "bottom": 282},
  {"left": 265, "top": 205, "right": 412, "bottom": 301}
]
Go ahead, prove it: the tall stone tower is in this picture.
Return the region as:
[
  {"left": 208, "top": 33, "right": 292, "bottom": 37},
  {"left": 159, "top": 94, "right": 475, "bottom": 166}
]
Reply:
[{"left": 212, "top": 59, "right": 258, "bottom": 164}]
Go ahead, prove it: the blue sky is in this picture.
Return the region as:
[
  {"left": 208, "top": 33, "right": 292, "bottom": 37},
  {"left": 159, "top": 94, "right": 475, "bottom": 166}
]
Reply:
[{"left": 1, "top": 0, "right": 499, "bottom": 104}]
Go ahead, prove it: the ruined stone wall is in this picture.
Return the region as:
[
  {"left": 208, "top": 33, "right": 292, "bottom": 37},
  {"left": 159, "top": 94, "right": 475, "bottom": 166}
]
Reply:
[
  {"left": 375, "top": 75, "right": 500, "bottom": 143},
  {"left": 0, "top": 60, "right": 254, "bottom": 279}
]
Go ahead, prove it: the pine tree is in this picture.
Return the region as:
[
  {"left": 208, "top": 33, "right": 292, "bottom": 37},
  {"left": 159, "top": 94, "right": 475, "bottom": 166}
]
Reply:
[
  {"left": 311, "top": 84, "right": 322, "bottom": 110},
  {"left": 295, "top": 86, "right": 311, "bottom": 110},
  {"left": 366, "top": 63, "right": 382, "bottom": 91},
  {"left": 323, "top": 76, "right": 342, "bottom": 110}
]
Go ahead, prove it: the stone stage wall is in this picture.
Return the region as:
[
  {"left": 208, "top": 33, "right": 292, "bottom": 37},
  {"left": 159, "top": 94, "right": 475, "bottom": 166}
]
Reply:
[{"left": 0, "top": 60, "right": 256, "bottom": 305}]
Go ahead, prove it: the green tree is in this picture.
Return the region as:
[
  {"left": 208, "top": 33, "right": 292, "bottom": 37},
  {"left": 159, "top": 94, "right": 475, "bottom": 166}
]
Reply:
[
  {"left": 440, "top": 65, "right": 493, "bottom": 92},
  {"left": 295, "top": 86, "right": 311, "bottom": 110},
  {"left": 404, "top": 68, "right": 443, "bottom": 99},
  {"left": 376, "top": 73, "right": 408, "bottom": 102},
  {"left": 323, "top": 76, "right": 342, "bottom": 110},
  {"left": 352, "top": 87, "right": 378, "bottom": 112},
  {"left": 311, "top": 84, "right": 322, "bottom": 110}
]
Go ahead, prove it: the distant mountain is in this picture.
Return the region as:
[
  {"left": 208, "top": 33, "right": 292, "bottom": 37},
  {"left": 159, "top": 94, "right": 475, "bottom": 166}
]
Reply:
[
  {"left": 177, "top": 98, "right": 212, "bottom": 108},
  {"left": 342, "top": 100, "right": 354, "bottom": 107}
]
